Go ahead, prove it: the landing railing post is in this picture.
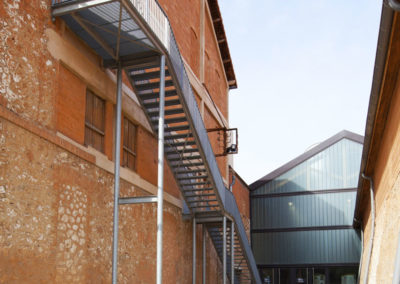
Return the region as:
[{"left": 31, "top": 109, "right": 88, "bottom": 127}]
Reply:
[
  {"left": 156, "top": 55, "right": 166, "bottom": 284},
  {"left": 231, "top": 222, "right": 234, "bottom": 284},
  {"left": 223, "top": 216, "right": 227, "bottom": 284},
  {"left": 193, "top": 218, "right": 197, "bottom": 284},
  {"left": 203, "top": 225, "right": 206, "bottom": 284},
  {"left": 112, "top": 62, "right": 123, "bottom": 284}
]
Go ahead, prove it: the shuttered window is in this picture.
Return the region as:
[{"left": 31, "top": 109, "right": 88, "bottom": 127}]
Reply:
[
  {"left": 84, "top": 90, "right": 105, "bottom": 153},
  {"left": 122, "top": 117, "right": 137, "bottom": 171}
]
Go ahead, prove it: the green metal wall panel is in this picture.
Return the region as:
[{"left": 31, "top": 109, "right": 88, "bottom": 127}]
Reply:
[
  {"left": 252, "top": 229, "right": 361, "bottom": 265},
  {"left": 251, "top": 191, "right": 356, "bottom": 229},
  {"left": 251, "top": 138, "right": 362, "bottom": 266}
]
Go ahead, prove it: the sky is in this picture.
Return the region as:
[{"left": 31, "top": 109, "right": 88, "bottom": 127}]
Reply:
[{"left": 219, "top": 0, "right": 383, "bottom": 184}]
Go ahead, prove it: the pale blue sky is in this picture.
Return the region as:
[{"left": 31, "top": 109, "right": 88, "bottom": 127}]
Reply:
[{"left": 219, "top": 0, "right": 383, "bottom": 184}]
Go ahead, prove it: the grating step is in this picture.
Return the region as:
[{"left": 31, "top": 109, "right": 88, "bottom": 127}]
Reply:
[
  {"left": 166, "top": 147, "right": 198, "bottom": 155},
  {"left": 144, "top": 98, "right": 181, "bottom": 108},
  {"left": 138, "top": 90, "right": 177, "bottom": 100},
  {"left": 128, "top": 63, "right": 161, "bottom": 73},
  {"left": 182, "top": 187, "right": 214, "bottom": 192},
  {"left": 184, "top": 193, "right": 215, "bottom": 198},
  {"left": 169, "top": 155, "right": 202, "bottom": 162},
  {"left": 187, "top": 199, "right": 217, "bottom": 203},
  {"left": 177, "top": 174, "right": 208, "bottom": 180},
  {"left": 148, "top": 108, "right": 184, "bottom": 117},
  {"left": 164, "top": 132, "right": 193, "bottom": 140},
  {"left": 163, "top": 124, "right": 191, "bottom": 132},
  {"left": 192, "top": 204, "right": 220, "bottom": 208},
  {"left": 135, "top": 79, "right": 174, "bottom": 91},
  {"left": 180, "top": 181, "right": 208, "bottom": 187},
  {"left": 167, "top": 140, "right": 196, "bottom": 147},
  {"left": 174, "top": 168, "right": 206, "bottom": 174},
  {"left": 171, "top": 162, "right": 204, "bottom": 168},
  {"left": 152, "top": 116, "right": 187, "bottom": 124},
  {"left": 131, "top": 69, "right": 170, "bottom": 80}
]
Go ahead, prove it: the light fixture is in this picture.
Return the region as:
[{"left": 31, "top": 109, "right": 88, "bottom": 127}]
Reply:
[{"left": 288, "top": 202, "right": 293, "bottom": 206}]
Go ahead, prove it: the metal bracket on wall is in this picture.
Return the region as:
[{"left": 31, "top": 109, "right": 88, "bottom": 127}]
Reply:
[{"left": 206, "top": 127, "right": 238, "bottom": 157}]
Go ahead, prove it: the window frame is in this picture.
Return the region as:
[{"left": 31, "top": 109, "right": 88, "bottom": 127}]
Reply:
[
  {"left": 84, "top": 89, "right": 106, "bottom": 153},
  {"left": 122, "top": 116, "right": 137, "bottom": 171}
]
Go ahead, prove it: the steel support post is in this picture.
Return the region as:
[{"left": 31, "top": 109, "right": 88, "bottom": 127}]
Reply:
[
  {"left": 230, "top": 222, "right": 234, "bottom": 284},
  {"left": 193, "top": 218, "right": 196, "bottom": 284},
  {"left": 223, "top": 216, "right": 227, "bottom": 284},
  {"left": 203, "top": 225, "right": 206, "bottom": 284},
  {"left": 156, "top": 55, "right": 166, "bottom": 284},
  {"left": 112, "top": 62, "right": 123, "bottom": 284}
]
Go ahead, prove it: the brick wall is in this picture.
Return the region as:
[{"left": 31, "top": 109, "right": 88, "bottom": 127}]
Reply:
[{"left": 229, "top": 168, "right": 251, "bottom": 241}]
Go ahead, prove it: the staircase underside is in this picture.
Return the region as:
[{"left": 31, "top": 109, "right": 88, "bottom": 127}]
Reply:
[{"left": 51, "top": 1, "right": 261, "bottom": 283}]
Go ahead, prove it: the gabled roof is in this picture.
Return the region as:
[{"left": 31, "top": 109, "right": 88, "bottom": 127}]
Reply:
[{"left": 249, "top": 130, "right": 364, "bottom": 190}]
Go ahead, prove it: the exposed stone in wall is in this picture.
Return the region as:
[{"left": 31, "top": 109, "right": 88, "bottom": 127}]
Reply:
[
  {"left": 0, "top": 0, "right": 57, "bottom": 128},
  {"left": 55, "top": 184, "right": 88, "bottom": 283}
]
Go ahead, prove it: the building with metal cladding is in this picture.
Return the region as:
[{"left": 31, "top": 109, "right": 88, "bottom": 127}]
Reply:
[
  {"left": 250, "top": 131, "right": 363, "bottom": 284},
  {"left": 0, "top": 0, "right": 260, "bottom": 283}
]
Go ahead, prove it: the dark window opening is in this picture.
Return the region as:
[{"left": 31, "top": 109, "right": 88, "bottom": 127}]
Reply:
[
  {"left": 85, "top": 89, "right": 105, "bottom": 153},
  {"left": 123, "top": 117, "right": 137, "bottom": 171}
]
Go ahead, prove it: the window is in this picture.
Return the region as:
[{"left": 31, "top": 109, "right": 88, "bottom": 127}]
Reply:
[
  {"left": 85, "top": 90, "right": 105, "bottom": 152},
  {"left": 122, "top": 117, "right": 137, "bottom": 171}
]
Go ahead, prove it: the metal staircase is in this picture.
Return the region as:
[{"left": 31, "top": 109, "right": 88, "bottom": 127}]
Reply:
[
  {"left": 129, "top": 65, "right": 223, "bottom": 214},
  {"left": 51, "top": 0, "right": 261, "bottom": 283}
]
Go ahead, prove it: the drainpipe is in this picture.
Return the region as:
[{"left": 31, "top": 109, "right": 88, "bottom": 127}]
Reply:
[
  {"left": 361, "top": 174, "right": 375, "bottom": 284},
  {"left": 387, "top": 0, "right": 400, "bottom": 11},
  {"left": 393, "top": 229, "right": 400, "bottom": 284},
  {"left": 357, "top": 225, "right": 364, "bottom": 284}
]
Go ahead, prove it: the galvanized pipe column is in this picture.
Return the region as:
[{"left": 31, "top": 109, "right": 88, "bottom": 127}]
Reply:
[
  {"left": 223, "top": 216, "right": 227, "bottom": 284},
  {"left": 193, "top": 218, "right": 196, "bottom": 284},
  {"left": 203, "top": 225, "right": 206, "bottom": 284},
  {"left": 112, "top": 62, "right": 123, "bottom": 284},
  {"left": 156, "top": 55, "right": 166, "bottom": 284},
  {"left": 230, "top": 222, "right": 234, "bottom": 284}
]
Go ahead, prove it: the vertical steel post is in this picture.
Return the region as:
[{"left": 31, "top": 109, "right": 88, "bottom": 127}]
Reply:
[
  {"left": 112, "top": 62, "right": 123, "bottom": 284},
  {"left": 203, "top": 225, "right": 206, "bottom": 284},
  {"left": 156, "top": 55, "right": 166, "bottom": 284},
  {"left": 230, "top": 222, "right": 234, "bottom": 284},
  {"left": 193, "top": 218, "right": 196, "bottom": 284},
  {"left": 223, "top": 216, "right": 227, "bottom": 284}
]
